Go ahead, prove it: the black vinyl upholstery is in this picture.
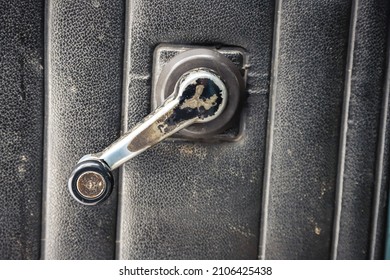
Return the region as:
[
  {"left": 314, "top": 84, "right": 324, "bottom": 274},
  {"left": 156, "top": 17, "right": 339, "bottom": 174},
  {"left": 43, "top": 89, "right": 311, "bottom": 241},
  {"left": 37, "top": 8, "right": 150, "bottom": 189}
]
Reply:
[{"left": 0, "top": 0, "right": 389, "bottom": 259}]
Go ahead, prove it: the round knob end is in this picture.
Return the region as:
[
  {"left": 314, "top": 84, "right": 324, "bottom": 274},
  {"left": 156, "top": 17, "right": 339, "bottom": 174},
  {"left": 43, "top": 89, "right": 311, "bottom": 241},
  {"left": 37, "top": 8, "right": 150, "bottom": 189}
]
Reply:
[{"left": 68, "top": 159, "right": 113, "bottom": 205}]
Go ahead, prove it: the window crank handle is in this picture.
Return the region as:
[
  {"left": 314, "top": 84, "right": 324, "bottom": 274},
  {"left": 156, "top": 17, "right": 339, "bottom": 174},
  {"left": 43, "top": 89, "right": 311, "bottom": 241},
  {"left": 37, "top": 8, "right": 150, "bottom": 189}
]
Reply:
[{"left": 68, "top": 69, "right": 228, "bottom": 205}]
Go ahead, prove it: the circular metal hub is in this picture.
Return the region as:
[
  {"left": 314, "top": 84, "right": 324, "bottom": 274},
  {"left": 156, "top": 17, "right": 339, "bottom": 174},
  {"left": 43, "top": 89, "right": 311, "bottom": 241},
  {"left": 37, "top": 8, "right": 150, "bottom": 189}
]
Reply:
[
  {"left": 68, "top": 159, "right": 113, "bottom": 205},
  {"left": 177, "top": 69, "right": 228, "bottom": 123},
  {"left": 153, "top": 48, "right": 244, "bottom": 138},
  {"left": 76, "top": 171, "right": 106, "bottom": 199}
]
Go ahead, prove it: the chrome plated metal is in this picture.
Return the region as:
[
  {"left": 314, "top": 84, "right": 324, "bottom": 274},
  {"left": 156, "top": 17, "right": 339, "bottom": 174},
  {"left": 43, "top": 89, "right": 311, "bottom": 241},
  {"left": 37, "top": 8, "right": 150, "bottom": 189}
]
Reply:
[
  {"left": 95, "top": 69, "right": 227, "bottom": 170},
  {"left": 68, "top": 48, "right": 243, "bottom": 206},
  {"left": 76, "top": 171, "right": 106, "bottom": 199},
  {"left": 152, "top": 47, "right": 245, "bottom": 139}
]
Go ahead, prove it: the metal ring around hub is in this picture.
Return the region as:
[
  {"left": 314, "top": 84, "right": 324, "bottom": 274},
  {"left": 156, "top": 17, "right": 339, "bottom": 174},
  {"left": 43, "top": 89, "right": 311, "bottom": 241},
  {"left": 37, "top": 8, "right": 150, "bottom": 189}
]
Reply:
[{"left": 68, "top": 159, "right": 113, "bottom": 205}]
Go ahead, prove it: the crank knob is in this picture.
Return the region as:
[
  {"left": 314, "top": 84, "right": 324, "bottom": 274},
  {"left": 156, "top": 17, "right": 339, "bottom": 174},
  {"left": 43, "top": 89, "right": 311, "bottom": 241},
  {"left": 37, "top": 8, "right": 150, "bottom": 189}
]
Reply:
[{"left": 68, "top": 159, "right": 113, "bottom": 205}]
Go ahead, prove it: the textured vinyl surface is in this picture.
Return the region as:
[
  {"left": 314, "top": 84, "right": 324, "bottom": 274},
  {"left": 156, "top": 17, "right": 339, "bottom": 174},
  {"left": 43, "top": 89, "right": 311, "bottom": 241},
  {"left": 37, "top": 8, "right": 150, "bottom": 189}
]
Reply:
[
  {"left": 0, "top": 0, "right": 390, "bottom": 259},
  {"left": 118, "top": 0, "right": 274, "bottom": 259},
  {"left": 262, "top": 0, "right": 352, "bottom": 260},
  {"left": 42, "top": 0, "right": 125, "bottom": 259},
  {"left": 0, "top": 0, "right": 44, "bottom": 259},
  {"left": 334, "top": 0, "right": 390, "bottom": 260},
  {"left": 261, "top": 0, "right": 390, "bottom": 260}
]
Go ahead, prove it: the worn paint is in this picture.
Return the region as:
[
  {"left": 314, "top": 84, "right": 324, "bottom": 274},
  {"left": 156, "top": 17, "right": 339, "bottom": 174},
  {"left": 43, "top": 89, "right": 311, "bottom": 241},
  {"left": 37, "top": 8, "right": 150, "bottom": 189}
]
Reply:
[{"left": 128, "top": 77, "right": 223, "bottom": 152}]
